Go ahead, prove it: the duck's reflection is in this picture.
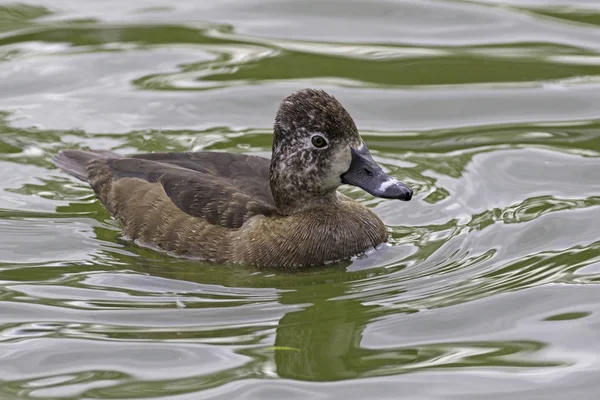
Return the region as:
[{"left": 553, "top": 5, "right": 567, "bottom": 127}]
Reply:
[{"left": 274, "top": 282, "right": 372, "bottom": 380}]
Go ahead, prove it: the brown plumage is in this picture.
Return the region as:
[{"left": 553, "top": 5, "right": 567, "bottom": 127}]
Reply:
[{"left": 53, "top": 89, "right": 413, "bottom": 269}]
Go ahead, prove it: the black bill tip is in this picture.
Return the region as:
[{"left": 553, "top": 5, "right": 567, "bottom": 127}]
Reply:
[{"left": 369, "top": 178, "right": 413, "bottom": 200}]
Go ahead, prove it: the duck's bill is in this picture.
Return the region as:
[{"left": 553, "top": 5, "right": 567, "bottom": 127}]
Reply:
[{"left": 340, "top": 144, "right": 413, "bottom": 201}]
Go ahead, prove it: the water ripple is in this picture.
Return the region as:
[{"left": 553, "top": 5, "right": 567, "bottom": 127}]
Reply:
[{"left": 1, "top": 0, "right": 600, "bottom": 398}]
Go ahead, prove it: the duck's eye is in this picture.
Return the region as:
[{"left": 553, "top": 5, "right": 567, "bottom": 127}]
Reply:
[{"left": 311, "top": 135, "right": 327, "bottom": 148}]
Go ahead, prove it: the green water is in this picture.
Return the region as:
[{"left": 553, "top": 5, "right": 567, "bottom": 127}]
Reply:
[{"left": 1, "top": 0, "right": 600, "bottom": 399}]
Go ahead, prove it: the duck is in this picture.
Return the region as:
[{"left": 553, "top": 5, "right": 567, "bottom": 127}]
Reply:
[{"left": 53, "top": 89, "right": 413, "bottom": 269}]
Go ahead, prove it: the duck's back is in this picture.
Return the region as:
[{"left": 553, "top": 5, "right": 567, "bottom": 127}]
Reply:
[{"left": 129, "top": 151, "right": 276, "bottom": 209}]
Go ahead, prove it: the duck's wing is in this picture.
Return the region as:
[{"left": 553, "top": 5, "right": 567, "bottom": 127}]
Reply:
[
  {"left": 54, "top": 150, "right": 278, "bottom": 229},
  {"left": 129, "top": 151, "right": 274, "bottom": 205}
]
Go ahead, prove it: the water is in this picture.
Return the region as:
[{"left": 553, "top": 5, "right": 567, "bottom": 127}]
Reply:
[{"left": 1, "top": 0, "right": 600, "bottom": 398}]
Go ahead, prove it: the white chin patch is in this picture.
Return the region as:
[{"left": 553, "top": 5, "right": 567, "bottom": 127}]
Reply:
[{"left": 378, "top": 177, "right": 398, "bottom": 192}]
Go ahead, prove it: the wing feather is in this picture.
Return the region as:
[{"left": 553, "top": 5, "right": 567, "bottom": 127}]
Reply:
[{"left": 55, "top": 150, "right": 278, "bottom": 229}]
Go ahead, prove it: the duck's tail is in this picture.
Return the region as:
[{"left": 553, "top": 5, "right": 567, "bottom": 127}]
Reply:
[{"left": 52, "top": 149, "right": 120, "bottom": 182}]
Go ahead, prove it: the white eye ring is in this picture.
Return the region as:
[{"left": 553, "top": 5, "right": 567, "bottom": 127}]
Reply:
[{"left": 311, "top": 135, "right": 328, "bottom": 148}]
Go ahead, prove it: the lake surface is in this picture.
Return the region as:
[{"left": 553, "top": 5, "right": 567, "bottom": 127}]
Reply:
[{"left": 1, "top": 0, "right": 600, "bottom": 398}]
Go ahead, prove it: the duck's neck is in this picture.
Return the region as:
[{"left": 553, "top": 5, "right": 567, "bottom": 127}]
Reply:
[
  {"left": 269, "top": 160, "right": 340, "bottom": 215},
  {"left": 273, "top": 187, "right": 340, "bottom": 215}
]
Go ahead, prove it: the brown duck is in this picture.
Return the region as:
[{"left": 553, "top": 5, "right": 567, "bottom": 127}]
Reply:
[{"left": 53, "top": 89, "right": 413, "bottom": 269}]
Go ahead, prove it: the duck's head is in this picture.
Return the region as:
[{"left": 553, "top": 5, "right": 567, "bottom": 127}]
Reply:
[{"left": 270, "top": 89, "right": 412, "bottom": 214}]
